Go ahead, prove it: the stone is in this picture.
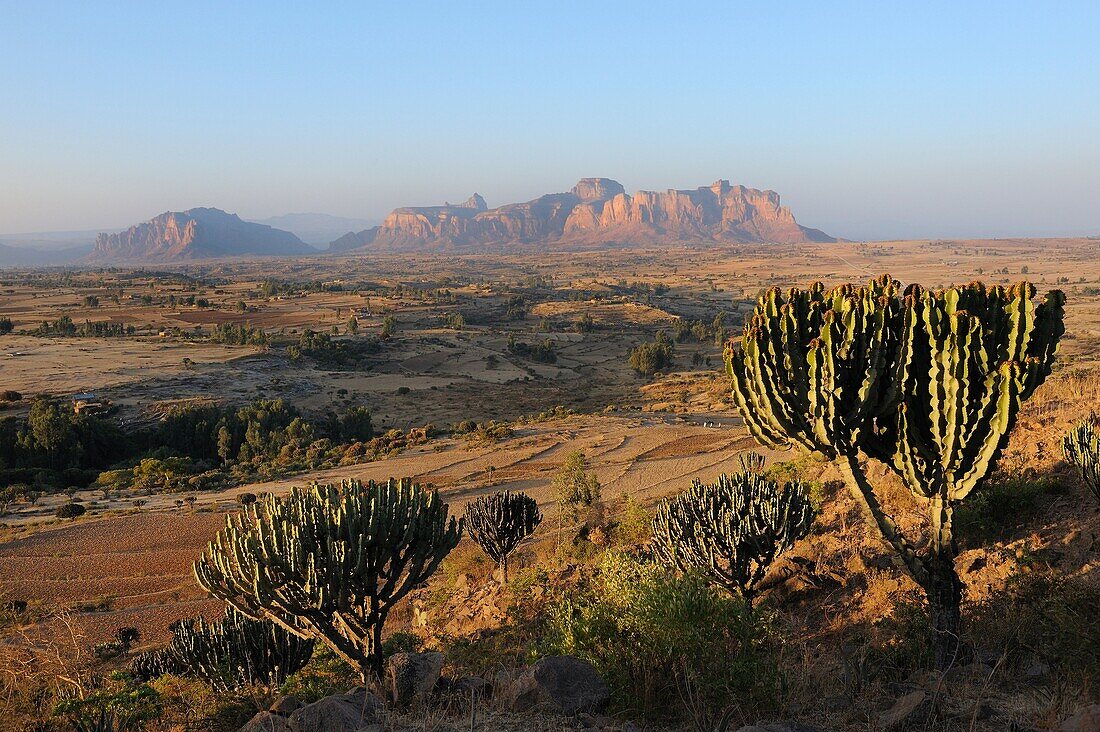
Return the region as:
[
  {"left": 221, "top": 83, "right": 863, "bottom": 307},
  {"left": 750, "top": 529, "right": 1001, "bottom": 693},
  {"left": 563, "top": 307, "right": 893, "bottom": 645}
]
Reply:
[
  {"left": 385, "top": 651, "right": 444, "bottom": 707},
  {"left": 239, "top": 711, "right": 289, "bottom": 732},
  {"left": 451, "top": 675, "right": 491, "bottom": 696},
  {"left": 269, "top": 695, "right": 303, "bottom": 716},
  {"left": 1060, "top": 704, "right": 1100, "bottom": 732},
  {"left": 506, "top": 655, "right": 610, "bottom": 716},
  {"left": 286, "top": 687, "right": 380, "bottom": 732},
  {"left": 879, "top": 690, "right": 931, "bottom": 728},
  {"left": 329, "top": 179, "right": 833, "bottom": 253},
  {"left": 734, "top": 724, "right": 824, "bottom": 732}
]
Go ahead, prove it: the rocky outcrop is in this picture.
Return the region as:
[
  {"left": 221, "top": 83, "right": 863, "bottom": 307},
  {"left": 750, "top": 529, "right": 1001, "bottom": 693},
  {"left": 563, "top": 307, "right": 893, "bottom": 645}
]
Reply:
[
  {"left": 385, "top": 651, "right": 444, "bottom": 707},
  {"left": 505, "top": 655, "right": 610, "bottom": 716},
  {"left": 90, "top": 208, "right": 311, "bottom": 262},
  {"left": 330, "top": 178, "right": 834, "bottom": 252}
]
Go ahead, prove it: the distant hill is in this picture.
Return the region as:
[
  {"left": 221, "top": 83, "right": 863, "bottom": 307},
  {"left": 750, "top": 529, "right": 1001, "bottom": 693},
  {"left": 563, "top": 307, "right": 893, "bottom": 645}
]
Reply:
[
  {"left": 248, "top": 213, "right": 379, "bottom": 247},
  {"left": 330, "top": 178, "right": 835, "bottom": 252},
  {"left": 89, "top": 208, "right": 312, "bottom": 262},
  {"left": 0, "top": 242, "right": 92, "bottom": 267}
]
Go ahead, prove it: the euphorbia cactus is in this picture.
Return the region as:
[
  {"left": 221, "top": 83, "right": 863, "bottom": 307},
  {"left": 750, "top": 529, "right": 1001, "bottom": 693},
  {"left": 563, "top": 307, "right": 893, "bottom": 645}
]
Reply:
[
  {"left": 727, "top": 277, "right": 1064, "bottom": 668},
  {"left": 651, "top": 465, "right": 815, "bottom": 611},
  {"left": 463, "top": 490, "right": 542, "bottom": 582},
  {"left": 1063, "top": 418, "right": 1100, "bottom": 503},
  {"left": 194, "top": 478, "right": 461, "bottom": 682}
]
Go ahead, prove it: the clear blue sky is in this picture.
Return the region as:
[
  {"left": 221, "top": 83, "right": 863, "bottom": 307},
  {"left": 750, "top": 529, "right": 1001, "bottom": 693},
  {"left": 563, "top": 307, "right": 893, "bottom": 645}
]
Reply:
[{"left": 2, "top": 1, "right": 1098, "bottom": 240}]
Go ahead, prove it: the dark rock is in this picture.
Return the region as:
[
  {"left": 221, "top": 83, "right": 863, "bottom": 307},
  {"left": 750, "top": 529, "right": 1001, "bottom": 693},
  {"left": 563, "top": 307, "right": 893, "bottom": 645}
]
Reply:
[
  {"left": 269, "top": 695, "right": 303, "bottom": 716},
  {"left": 734, "top": 724, "right": 825, "bottom": 732},
  {"left": 879, "top": 690, "right": 931, "bottom": 728},
  {"left": 240, "top": 711, "right": 289, "bottom": 732},
  {"left": 1060, "top": 704, "right": 1100, "bottom": 732},
  {"left": 286, "top": 687, "right": 380, "bottom": 732},
  {"left": 385, "top": 650, "right": 443, "bottom": 707},
  {"left": 506, "top": 655, "right": 610, "bottom": 716}
]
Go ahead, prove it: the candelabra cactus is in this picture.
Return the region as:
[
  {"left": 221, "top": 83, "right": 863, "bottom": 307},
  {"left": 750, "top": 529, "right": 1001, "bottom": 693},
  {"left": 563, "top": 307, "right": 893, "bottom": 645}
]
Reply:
[
  {"left": 727, "top": 277, "right": 1065, "bottom": 668},
  {"left": 463, "top": 490, "right": 542, "bottom": 582},
  {"left": 173, "top": 610, "right": 314, "bottom": 691},
  {"left": 1063, "top": 418, "right": 1100, "bottom": 503},
  {"left": 193, "top": 478, "right": 462, "bottom": 682},
  {"left": 651, "top": 469, "right": 815, "bottom": 611}
]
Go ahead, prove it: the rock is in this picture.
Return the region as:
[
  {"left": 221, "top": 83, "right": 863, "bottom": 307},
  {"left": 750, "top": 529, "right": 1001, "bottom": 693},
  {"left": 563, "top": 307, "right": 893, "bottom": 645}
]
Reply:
[
  {"left": 879, "top": 690, "right": 931, "bottom": 728},
  {"left": 1060, "top": 704, "right": 1100, "bottom": 732},
  {"left": 385, "top": 651, "right": 444, "bottom": 707},
  {"left": 330, "top": 179, "right": 834, "bottom": 252},
  {"left": 451, "top": 675, "right": 491, "bottom": 696},
  {"left": 286, "top": 687, "right": 380, "bottom": 732},
  {"left": 1025, "top": 661, "right": 1051, "bottom": 679},
  {"left": 91, "top": 208, "right": 311, "bottom": 263},
  {"left": 506, "top": 655, "right": 610, "bottom": 716},
  {"left": 941, "top": 661, "right": 993, "bottom": 685},
  {"left": 240, "top": 711, "right": 289, "bottom": 732},
  {"left": 734, "top": 724, "right": 824, "bottom": 732},
  {"left": 269, "top": 695, "right": 303, "bottom": 716}
]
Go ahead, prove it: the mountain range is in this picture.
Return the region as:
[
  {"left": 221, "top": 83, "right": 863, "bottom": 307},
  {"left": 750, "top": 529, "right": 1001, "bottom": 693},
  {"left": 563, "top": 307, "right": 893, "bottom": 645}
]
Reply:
[{"left": 330, "top": 178, "right": 834, "bottom": 252}]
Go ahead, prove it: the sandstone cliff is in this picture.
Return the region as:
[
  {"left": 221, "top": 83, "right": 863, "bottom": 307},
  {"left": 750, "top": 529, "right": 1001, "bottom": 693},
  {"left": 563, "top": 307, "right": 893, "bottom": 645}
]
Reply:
[
  {"left": 330, "top": 178, "right": 834, "bottom": 251},
  {"left": 89, "top": 208, "right": 311, "bottom": 262}
]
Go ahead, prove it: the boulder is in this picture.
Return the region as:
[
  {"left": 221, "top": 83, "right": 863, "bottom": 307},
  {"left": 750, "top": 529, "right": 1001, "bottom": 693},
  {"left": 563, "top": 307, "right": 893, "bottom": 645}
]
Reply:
[
  {"left": 879, "top": 690, "right": 931, "bottom": 728},
  {"left": 239, "top": 711, "right": 289, "bottom": 732},
  {"left": 1061, "top": 704, "right": 1100, "bottom": 732},
  {"left": 506, "top": 655, "right": 609, "bottom": 716},
  {"left": 385, "top": 650, "right": 444, "bottom": 707},
  {"left": 734, "top": 724, "right": 824, "bottom": 732},
  {"left": 269, "top": 696, "right": 303, "bottom": 716},
  {"left": 286, "top": 687, "right": 380, "bottom": 732}
]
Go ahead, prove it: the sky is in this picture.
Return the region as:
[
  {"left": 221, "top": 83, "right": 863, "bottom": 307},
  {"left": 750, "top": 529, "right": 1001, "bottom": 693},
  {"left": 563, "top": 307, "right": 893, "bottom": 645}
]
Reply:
[{"left": 1, "top": 1, "right": 1098, "bottom": 241}]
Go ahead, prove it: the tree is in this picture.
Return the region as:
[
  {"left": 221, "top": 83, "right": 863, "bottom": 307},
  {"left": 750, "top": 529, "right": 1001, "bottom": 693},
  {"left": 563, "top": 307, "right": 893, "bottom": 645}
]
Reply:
[
  {"left": 463, "top": 490, "right": 542, "bottom": 582},
  {"left": 629, "top": 333, "right": 674, "bottom": 377},
  {"left": 193, "top": 478, "right": 461, "bottom": 682},
  {"left": 552, "top": 450, "right": 601, "bottom": 522},
  {"left": 347, "top": 315, "right": 359, "bottom": 335},
  {"left": 339, "top": 406, "right": 374, "bottom": 442},
  {"left": 381, "top": 315, "right": 397, "bottom": 339},
  {"left": 726, "top": 276, "right": 1064, "bottom": 668},
  {"left": 1063, "top": 418, "right": 1100, "bottom": 504},
  {"left": 56, "top": 502, "right": 86, "bottom": 520},
  {"left": 652, "top": 468, "right": 815, "bottom": 612},
  {"left": 0, "top": 317, "right": 13, "bottom": 335}
]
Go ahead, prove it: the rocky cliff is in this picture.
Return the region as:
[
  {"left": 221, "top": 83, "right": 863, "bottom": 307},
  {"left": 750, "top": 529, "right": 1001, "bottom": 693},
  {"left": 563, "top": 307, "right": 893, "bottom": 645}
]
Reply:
[
  {"left": 89, "top": 208, "right": 312, "bottom": 262},
  {"left": 330, "top": 178, "right": 834, "bottom": 251}
]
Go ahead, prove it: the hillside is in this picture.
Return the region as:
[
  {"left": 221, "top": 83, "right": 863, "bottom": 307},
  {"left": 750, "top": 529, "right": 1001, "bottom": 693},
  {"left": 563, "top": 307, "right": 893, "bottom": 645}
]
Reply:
[{"left": 330, "top": 178, "right": 836, "bottom": 251}]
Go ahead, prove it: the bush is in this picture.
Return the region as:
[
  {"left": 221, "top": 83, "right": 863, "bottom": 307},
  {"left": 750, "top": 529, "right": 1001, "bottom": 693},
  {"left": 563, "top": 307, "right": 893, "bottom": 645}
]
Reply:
[
  {"left": 55, "top": 502, "right": 86, "bottom": 520},
  {"left": 0, "top": 390, "right": 20, "bottom": 402},
  {"left": 548, "top": 551, "right": 777, "bottom": 725},
  {"left": 628, "top": 333, "right": 674, "bottom": 377},
  {"left": 955, "top": 471, "right": 1059, "bottom": 544}
]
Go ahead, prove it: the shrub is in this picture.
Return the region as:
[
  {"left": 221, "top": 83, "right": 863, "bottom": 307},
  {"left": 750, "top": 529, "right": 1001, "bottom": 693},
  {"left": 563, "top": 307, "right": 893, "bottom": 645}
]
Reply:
[
  {"left": 628, "top": 332, "right": 674, "bottom": 377},
  {"left": 236, "top": 492, "right": 257, "bottom": 507},
  {"left": 1063, "top": 417, "right": 1100, "bottom": 503},
  {"left": 56, "top": 502, "right": 86, "bottom": 520},
  {"left": 548, "top": 551, "right": 777, "bottom": 726}
]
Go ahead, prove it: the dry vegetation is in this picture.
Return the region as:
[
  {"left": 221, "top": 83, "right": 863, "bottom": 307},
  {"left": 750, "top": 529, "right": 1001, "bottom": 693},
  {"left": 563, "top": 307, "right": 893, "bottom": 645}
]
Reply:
[{"left": 1, "top": 237, "right": 1098, "bottom": 730}]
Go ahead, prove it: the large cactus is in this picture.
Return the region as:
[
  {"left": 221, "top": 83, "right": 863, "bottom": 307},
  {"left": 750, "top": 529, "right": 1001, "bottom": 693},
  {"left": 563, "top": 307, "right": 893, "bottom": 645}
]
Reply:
[
  {"left": 651, "top": 466, "right": 815, "bottom": 611},
  {"left": 463, "top": 490, "right": 542, "bottom": 582},
  {"left": 1063, "top": 418, "right": 1100, "bottom": 503},
  {"left": 193, "top": 478, "right": 461, "bottom": 682},
  {"left": 726, "top": 277, "right": 1064, "bottom": 668}
]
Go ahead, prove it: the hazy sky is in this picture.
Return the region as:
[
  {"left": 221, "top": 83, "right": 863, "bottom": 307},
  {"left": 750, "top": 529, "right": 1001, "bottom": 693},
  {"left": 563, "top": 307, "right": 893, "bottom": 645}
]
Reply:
[{"left": 2, "top": 1, "right": 1098, "bottom": 240}]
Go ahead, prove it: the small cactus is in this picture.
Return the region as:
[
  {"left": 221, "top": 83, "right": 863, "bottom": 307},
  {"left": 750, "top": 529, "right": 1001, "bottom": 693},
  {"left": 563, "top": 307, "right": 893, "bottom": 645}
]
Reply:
[
  {"left": 1063, "top": 417, "right": 1100, "bottom": 503},
  {"left": 463, "top": 490, "right": 542, "bottom": 582},
  {"left": 651, "top": 469, "right": 815, "bottom": 611}
]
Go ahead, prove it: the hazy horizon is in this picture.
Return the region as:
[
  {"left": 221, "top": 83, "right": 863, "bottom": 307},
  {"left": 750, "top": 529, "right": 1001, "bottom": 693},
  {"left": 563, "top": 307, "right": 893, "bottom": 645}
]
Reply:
[{"left": 3, "top": 2, "right": 1098, "bottom": 242}]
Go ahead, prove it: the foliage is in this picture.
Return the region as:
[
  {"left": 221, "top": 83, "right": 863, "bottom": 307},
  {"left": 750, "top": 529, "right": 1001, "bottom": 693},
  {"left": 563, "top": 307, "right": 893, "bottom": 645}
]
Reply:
[
  {"left": 56, "top": 501, "right": 86, "bottom": 519},
  {"left": 508, "top": 335, "right": 557, "bottom": 363},
  {"left": 193, "top": 478, "right": 461, "bottom": 681},
  {"left": 548, "top": 551, "right": 777, "bottom": 725},
  {"left": 0, "top": 316, "right": 12, "bottom": 334},
  {"left": 652, "top": 468, "right": 815, "bottom": 610},
  {"left": 628, "top": 332, "right": 674, "bottom": 377},
  {"left": 552, "top": 450, "right": 601, "bottom": 522},
  {"left": 726, "top": 276, "right": 1065, "bottom": 668},
  {"left": 954, "top": 471, "right": 1059, "bottom": 543},
  {"left": 209, "top": 322, "right": 268, "bottom": 346},
  {"left": 463, "top": 490, "right": 543, "bottom": 581}
]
